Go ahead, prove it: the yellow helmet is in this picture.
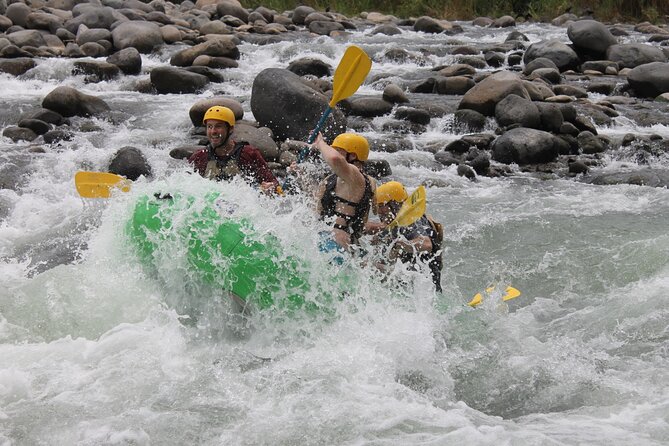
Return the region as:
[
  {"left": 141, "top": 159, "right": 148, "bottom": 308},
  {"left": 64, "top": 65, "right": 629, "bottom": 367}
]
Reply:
[
  {"left": 375, "top": 181, "right": 408, "bottom": 205},
  {"left": 331, "top": 133, "right": 369, "bottom": 161},
  {"left": 203, "top": 106, "right": 235, "bottom": 126}
]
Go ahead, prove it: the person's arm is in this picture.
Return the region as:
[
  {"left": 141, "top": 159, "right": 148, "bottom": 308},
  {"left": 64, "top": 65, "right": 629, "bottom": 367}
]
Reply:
[
  {"left": 241, "top": 146, "right": 280, "bottom": 192},
  {"left": 188, "top": 149, "right": 207, "bottom": 176},
  {"left": 313, "top": 133, "right": 364, "bottom": 187}
]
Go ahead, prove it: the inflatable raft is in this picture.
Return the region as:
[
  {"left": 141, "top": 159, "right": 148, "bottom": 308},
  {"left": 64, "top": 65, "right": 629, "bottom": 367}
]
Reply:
[{"left": 126, "top": 192, "right": 330, "bottom": 313}]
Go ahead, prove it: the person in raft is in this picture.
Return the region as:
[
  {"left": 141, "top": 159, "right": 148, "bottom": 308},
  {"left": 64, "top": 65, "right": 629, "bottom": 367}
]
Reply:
[
  {"left": 312, "top": 132, "right": 377, "bottom": 253},
  {"left": 188, "top": 106, "right": 280, "bottom": 194},
  {"left": 366, "top": 181, "right": 444, "bottom": 292}
]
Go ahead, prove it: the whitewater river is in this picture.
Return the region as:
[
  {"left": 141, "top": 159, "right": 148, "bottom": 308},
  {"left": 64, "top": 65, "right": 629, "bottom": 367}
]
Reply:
[{"left": 1, "top": 18, "right": 668, "bottom": 445}]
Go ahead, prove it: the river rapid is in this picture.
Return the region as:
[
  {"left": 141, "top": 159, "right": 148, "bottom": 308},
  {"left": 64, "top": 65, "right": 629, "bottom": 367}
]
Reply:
[{"left": 1, "top": 18, "right": 669, "bottom": 446}]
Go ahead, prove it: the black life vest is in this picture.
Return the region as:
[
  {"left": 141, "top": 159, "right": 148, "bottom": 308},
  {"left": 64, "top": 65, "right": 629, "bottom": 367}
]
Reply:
[
  {"left": 320, "top": 173, "right": 373, "bottom": 243},
  {"left": 204, "top": 141, "right": 247, "bottom": 182}
]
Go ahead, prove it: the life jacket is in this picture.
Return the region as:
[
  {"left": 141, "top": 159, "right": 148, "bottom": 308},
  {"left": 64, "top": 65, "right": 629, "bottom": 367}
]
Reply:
[
  {"left": 320, "top": 173, "right": 373, "bottom": 244},
  {"left": 204, "top": 141, "right": 247, "bottom": 181}
]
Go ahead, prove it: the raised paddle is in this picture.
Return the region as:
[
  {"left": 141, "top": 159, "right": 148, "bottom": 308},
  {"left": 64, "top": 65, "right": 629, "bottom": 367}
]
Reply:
[
  {"left": 75, "top": 171, "right": 131, "bottom": 198},
  {"left": 292, "top": 46, "right": 372, "bottom": 165},
  {"left": 387, "top": 185, "right": 426, "bottom": 229},
  {"left": 468, "top": 285, "right": 521, "bottom": 307},
  {"left": 307, "top": 45, "right": 372, "bottom": 144}
]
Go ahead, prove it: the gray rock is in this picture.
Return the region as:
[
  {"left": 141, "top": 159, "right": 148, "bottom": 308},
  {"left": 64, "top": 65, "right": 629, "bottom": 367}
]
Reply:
[
  {"left": 109, "top": 146, "right": 151, "bottom": 181},
  {"left": 18, "top": 118, "right": 51, "bottom": 135},
  {"left": 231, "top": 124, "right": 279, "bottom": 161},
  {"left": 394, "top": 107, "right": 430, "bottom": 125},
  {"left": 0, "top": 57, "right": 35, "bottom": 76},
  {"left": 106, "top": 47, "right": 142, "bottom": 75},
  {"left": 577, "top": 130, "right": 608, "bottom": 153},
  {"left": 413, "top": 16, "right": 444, "bottom": 33},
  {"left": 627, "top": 62, "right": 669, "bottom": 98},
  {"left": 491, "top": 127, "right": 560, "bottom": 164},
  {"left": 72, "top": 60, "right": 120, "bottom": 81},
  {"left": 170, "top": 37, "right": 239, "bottom": 66},
  {"left": 250, "top": 68, "right": 346, "bottom": 142},
  {"left": 216, "top": 1, "right": 249, "bottom": 22},
  {"left": 308, "top": 20, "right": 344, "bottom": 36},
  {"left": 382, "top": 84, "right": 409, "bottom": 103},
  {"left": 287, "top": 57, "right": 331, "bottom": 77},
  {"left": 453, "top": 109, "right": 487, "bottom": 132},
  {"left": 606, "top": 43, "right": 668, "bottom": 69},
  {"left": 2, "top": 126, "right": 37, "bottom": 142},
  {"left": 150, "top": 66, "right": 209, "bottom": 94},
  {"left": 435, "top": 76, "right": 475, "bottom": 95},
  {"left": 567, "top": 19, "right": 617, "bottom": 55},
  {"left": 524, "top": 39, "right": 580, "bottom": 72},
  {"left": 291, "top": 5, "right": 315, "bottom": 25},
  {"left": 112, "top": 21, "right": 163, "bottom": 53},
  {"left": 495, "top": 94, "right": 541, "bottom": 129},
  {"left": 343, "top": 97, "right": 394, "bottom": 118},
  {"left": 459, "top": 71, "right": 530, "bottom": 116},
  {"left": 586, "top": 169, "right": 669, "bottom": 188},
  {"left": 42, "top": 86, "right": 111, "bottom": 117}
]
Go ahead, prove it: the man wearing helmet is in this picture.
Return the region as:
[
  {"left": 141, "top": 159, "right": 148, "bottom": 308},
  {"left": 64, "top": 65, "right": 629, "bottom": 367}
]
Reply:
[
  {"left": 368, "top": 181, "right": 443, "bottom": 292},
  {"left": 313, "top": 132, "right": 376, "bottom": 250},
  {"left": 189, "top": 106, "right": 279, "bottom": 193}
]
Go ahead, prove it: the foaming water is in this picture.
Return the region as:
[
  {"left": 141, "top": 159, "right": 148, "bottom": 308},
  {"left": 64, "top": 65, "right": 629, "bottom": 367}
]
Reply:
[{"left": 1, "top": 20, "right": 669, "bottom": 446}]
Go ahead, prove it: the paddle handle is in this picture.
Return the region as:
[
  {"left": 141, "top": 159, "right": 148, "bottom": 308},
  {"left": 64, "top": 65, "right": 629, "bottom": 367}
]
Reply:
[{"left": 307, "top": 106, "right": 333, "bottom": 144}]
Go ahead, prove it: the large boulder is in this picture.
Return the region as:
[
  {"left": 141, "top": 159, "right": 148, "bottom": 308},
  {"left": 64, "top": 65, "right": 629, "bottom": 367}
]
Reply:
[
  {"left": 42, "top": 86, "right": 110, "bottom": 117},
  {"left": 112, "top": 21, "right": 163, "bottom": 53},
  {"left": 458, "top": 71, "right": 530, "bottom": 116},
  {"left": 491, "top": 127, "right": 560, "bottom": 165},
  {"left": 627, "top": 62, "right": 669, "bottom": 98},
  {"left": 216, "top": 0, "right": 249, "bottom": 22},
  {"left": 6, "top": 30, "right": 47, "bottom": 48},
  {"left": 523, "top": 39, "right": 580, "bottom": 72},
  {"left": 0, "top": 57, "right": 36, "bottom": 76},
  {"left": 567, "top": 20, "right": 617, "bottom": 57},
  {"left": 606, "top": 43, "right": 668, "bottom": 69},
  {"left": 250, "top": 68, "right": 347, "bottom": 142}
]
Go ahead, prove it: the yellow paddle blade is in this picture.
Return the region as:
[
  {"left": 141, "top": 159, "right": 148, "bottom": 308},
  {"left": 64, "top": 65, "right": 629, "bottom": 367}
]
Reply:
[
  {"left": 329, "top": 45, "right": 372, "bottom": 107},
  {"left": 387, "top": 185, "right": 426, "bottom": 229},
  {"left": 74, "top": 171, "right": 131, "bottom": 198},
  {"left": 468, "top": 285, "right": 522, "bottom": 307},
  {"left": 502, "top": 286, "right": 521, "bottom": 301}
]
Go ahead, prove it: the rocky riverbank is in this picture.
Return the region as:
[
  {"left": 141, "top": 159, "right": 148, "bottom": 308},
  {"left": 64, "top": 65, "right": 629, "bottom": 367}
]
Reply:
[{"left": 1, "top": 0, "right": 669, "bottom": 189}]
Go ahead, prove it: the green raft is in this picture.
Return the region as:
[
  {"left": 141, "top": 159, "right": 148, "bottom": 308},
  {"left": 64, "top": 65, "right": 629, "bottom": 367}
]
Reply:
[{"left": 126, "top": 192, "right": 331, "bottom": 313}]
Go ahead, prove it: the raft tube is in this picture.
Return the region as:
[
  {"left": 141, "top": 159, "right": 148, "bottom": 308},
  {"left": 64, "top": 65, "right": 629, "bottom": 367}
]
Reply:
[{"left": 126, "top": 192, "right": 324, "bottom": 312}]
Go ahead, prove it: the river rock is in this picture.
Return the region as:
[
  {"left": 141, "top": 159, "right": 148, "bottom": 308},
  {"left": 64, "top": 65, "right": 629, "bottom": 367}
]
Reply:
[
  {"left": 5, "top": 3, "right": 30, "bottom": 28},
  {"left": 170, "top": 37, "right": 239, "bottom": 67},
  {"left": 413, "top": 16, "right": 445, "bottom": 33},
  {"left": 231, "top": 123, "right": 279, "bottom": 161},
  {"left": 495, "top": 94, "right": 541, "bottom": 129},
  {"left": 0, "top": 57, "right": 35, "bottom": 75},
  {"left": 43, "top": 129, "right": 74, "bottom": 144},
  {"left": 586, "top": 169, "right": 669, "bottom": 188},
  {"left": 535, "top": 102, "right": 564, "bottom": 133},
  {"left": 106, "top": 47, "right": 142, "bottom": 75},
  {"left": 458, "top": 71, "right": 530, "bottom": 116},
  {"left": 524, "top": 39, "right": 580, "bottom": 72},
  {"left": 343, "top": 97, "right": 394, "bottom": 117},
  {"left": 109, "top": 146, "right": 151, "bottom": 181},
  {"left": 394, "top": 107, "right": 430, "bottom": 125},
  {"left": 453, "top": 109, "right": 487, "bottom": 132},
  {"left": 150, "top": 66, "right": 209, "bottom": 93},
  {"left": 42, "top": 86, "right": 111, "bottom": 117},
  {"left": 287, "top": 57, "right": 331, "bottom": 77},
  {"left": 577, "top": 130, "right": 608, "bottom": 153},
  {"left": 627, "top": 62, "right": 669, "bottom": 98},
  {"left": 2, "top": 126, "right": 37, "bottom": 142},
  {"left": 250, "top": 67, "right": 346, "bottom": 142},
  {"left": 76, "top": 28, "right": 112, "bottom": 46},
  {"left": 64, "top": 7, "right": 119, "bottom": 34},
  {"left": 216, "top": 0, "right": 249, "bottom": 22},
  {"left": 18, "top": 118, "right": 51, "bottom": 135},
  {"left": 112, "top": 21, "right": 163, "bottom": 53},
  {"left": 523, "top": 57, "right": 559, "bottom": 75},
  {"left": 308, "top": 21, "right": 344, "bottom": 36},
  {"left": 382, "top": 83, "right": 409, "bottom": 103},
  {"left": 435, "top": 76, "right": 475, "bottom": 95},
  {"left": 370, "top": 24, "right": 402, "bottom": 36},
  {"left": 567, "top": 20, "right": 617, "bottom": 57},
  {"left": 6, "top": 30, "right": 47, "bottom": 48},
  {"left": 72, "top": 60, "right": 120, "bottom": 81},
  {"left": 606, "top": 43, "right": 668, "bottom": 69},
  {"left": 291, "top": 5, "right": 316, "bottom": 25},
  {"left": 491, "top": 127, "right": 560, "bottom": 164}
]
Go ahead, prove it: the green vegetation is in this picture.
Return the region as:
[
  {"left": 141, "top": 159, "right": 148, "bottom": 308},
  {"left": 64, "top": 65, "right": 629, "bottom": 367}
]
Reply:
[{"left": 241, "top": 0, "right": 669, "bottom": 23}]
